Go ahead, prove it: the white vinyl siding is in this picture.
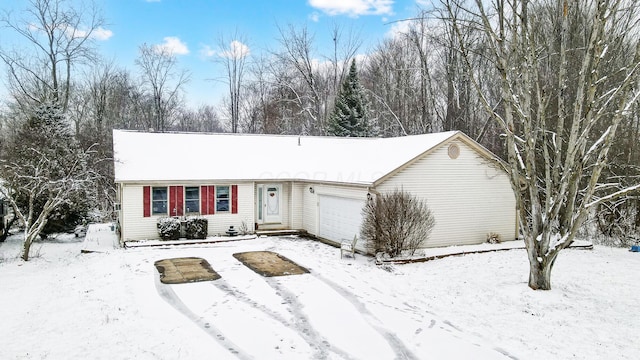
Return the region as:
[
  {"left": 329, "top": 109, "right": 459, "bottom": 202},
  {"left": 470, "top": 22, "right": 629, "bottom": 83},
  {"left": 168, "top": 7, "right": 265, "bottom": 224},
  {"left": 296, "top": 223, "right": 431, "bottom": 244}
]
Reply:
[
  {"left": 120, "top": 185, "right": 157, "bottom": 241},
  {"left": 302, "top": 183, "right": 318, "bottom": 235},
  {"left": 119, "top": 183, "right": 255, "bottom": 241},
  {"left": 289, "top": 182, "right": 304, "bottom": 229},
  {"left": 376, "top": 139, "right": 517, "bottom": 248},
  {"left": 280, "top": 183, "right": 290, "bottom": 228}
]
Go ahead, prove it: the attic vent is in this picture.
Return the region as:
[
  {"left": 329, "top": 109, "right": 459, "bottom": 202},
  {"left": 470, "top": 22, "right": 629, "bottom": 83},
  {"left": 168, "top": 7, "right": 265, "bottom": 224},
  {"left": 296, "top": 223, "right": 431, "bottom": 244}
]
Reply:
[{"left": 448, "top": 143, "right": 460, "bottom": 159}]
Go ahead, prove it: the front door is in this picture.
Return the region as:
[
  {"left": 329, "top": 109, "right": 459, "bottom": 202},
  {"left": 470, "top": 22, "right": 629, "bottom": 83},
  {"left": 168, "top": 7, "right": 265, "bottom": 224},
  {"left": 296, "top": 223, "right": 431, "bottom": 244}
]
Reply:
[{"left": 258, "top": 184, "right": 282, "bottom": 224}]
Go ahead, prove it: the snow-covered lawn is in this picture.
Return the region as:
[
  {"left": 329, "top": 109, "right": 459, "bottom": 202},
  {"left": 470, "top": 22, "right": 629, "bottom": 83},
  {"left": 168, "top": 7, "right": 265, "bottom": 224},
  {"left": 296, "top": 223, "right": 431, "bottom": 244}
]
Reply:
[{"left": 0, "top": 225, "right": 638, "bottom": 359}]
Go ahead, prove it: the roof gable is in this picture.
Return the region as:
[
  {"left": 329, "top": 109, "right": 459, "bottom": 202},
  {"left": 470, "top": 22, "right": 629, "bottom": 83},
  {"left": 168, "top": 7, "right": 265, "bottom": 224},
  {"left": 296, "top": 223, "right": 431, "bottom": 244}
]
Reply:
[
  {"left": 112, "top": 130, "right": 465, "bottom": 185},
  {"left": 372, "top": 132, "right": 506, "bottom": 186}
]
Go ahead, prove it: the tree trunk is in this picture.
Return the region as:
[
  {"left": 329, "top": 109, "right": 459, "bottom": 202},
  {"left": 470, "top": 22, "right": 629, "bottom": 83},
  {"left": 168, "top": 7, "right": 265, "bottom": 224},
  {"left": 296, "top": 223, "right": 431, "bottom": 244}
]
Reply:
[
  {"left": 528, "top": 260, "right": 552, "bottom": 290},
  {"left": 526, "top": 245, "right": 558, "bottom": 290},
  {"left": 0, "top": 217, "right": 17, "bottom": 242},
  {"left": 21, "top": 235, "right": 34, "bottom": 261}
]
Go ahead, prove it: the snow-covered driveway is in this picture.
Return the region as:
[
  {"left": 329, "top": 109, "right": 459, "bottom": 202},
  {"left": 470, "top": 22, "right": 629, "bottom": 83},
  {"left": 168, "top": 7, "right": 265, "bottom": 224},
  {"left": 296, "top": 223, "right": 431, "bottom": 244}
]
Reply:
[{"left": 148, "top": 238, "right": 510, "bottom": 360}]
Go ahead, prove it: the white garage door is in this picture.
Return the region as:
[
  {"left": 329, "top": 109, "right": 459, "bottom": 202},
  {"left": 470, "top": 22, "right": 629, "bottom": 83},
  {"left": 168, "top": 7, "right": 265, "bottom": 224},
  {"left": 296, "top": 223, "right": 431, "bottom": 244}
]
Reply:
[{"left": 318, "top": 195, "right": 364, "bottom": 243}]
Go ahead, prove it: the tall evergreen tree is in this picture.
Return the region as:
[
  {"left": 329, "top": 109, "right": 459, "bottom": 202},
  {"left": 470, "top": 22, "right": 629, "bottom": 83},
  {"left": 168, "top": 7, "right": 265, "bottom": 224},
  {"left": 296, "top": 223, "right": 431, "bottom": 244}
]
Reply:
[{"left": 327, "top": 60, "right": 377, "bottom": 137}]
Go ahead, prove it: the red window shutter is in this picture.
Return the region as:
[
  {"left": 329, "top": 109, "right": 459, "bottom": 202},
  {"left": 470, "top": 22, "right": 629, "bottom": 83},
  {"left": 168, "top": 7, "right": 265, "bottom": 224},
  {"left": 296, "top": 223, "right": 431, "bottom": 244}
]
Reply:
[
  {"left": 169, "top": 186, "right": 184, "bottom": 216},
  {"left": 176, "top": 186, "right": 184, "bottom": 216},
  {"left": 231, "top": 185, "right": 238, "bottom": 214},
  {"left": 200, "top": 186, "right": 208, "bottom": 215},
  {"left": 208, "top": 185, "right": 215, "bottom": 214},
  {"left": 143, "top": 186, "right": 151, "bottom": 217},
  {"left": 169, "top": 186, "right": 176, "bottom": 216}
]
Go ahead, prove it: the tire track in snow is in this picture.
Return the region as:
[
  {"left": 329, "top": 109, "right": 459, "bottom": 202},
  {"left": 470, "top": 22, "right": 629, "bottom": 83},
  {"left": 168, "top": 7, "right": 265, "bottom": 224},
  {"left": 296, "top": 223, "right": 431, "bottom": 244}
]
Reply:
[
  {"left": 154, "top": 276, "right": 251, "bottom": 360},
  {"left": 210, "top": 279, "right": 330, "bottom": 359},
  {"left": 311, "top": 273, "right": 420, "bottom": 360},
  {"left": 264, "top": 277, "right": 357, "bottom": 360}
]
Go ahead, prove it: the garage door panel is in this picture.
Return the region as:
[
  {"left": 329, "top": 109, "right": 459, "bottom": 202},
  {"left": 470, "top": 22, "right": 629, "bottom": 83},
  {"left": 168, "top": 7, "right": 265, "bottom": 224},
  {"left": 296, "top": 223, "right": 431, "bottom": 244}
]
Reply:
[{"left": 318, "top": 196, "right": 364, "bottom": 246}]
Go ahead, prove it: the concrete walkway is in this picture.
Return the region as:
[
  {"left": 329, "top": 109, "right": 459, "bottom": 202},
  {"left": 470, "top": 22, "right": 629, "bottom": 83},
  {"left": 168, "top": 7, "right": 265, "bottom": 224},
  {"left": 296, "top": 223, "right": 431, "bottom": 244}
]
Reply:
[{"left": 80, "top": 223, "right": 119, "bottom": 253}]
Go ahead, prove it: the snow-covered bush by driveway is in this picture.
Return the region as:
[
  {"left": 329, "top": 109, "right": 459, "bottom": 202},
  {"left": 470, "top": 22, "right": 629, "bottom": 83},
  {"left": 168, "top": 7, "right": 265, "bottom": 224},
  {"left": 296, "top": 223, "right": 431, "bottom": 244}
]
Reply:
[
  {"left": 185, "top": 217, "right": 207, "bottom": 239},
  {"left": 157, "top": 217, "right": 181, "bottom": 240},
  {"left": 361, "top": 189, "right": 436, "bottom": 257}
]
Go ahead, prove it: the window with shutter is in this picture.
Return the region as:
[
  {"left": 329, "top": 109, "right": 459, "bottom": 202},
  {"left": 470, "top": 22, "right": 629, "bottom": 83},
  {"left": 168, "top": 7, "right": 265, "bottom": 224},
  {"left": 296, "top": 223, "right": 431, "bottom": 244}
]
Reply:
[
  {"left": 152, "top": 187, "right": 168, "bottom": 215},
  {"left": 216, "top": 186, "right": 230, "bottom": 212},
  {"left": 185, "top": 186, "right": 199, "bottom": 214}
]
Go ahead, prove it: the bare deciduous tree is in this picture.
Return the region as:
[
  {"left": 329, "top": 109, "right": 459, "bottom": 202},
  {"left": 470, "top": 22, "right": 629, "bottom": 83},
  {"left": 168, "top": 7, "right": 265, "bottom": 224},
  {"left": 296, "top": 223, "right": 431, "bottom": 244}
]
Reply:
[
  {"left": 444, "top": 0, "right": 640, "bottom": 289},
  {"left": 135, "top": 44, "right": 190, "bottom": 132},
  {"left": 273, "top": 24, "right": 324, "bottom": 134},
  {"left": 214, "top": 32, "right": 250, "bottom": 133},
  {"left": 0, "top": 0, "right": 105, "bottom": 112}
]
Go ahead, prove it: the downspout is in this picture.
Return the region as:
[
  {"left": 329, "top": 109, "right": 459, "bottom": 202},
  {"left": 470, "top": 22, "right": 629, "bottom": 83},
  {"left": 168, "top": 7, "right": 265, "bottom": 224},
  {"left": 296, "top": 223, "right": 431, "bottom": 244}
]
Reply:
[
  {"left": 118, "top": 183, "right": 124, "bottom": 245},
  {"left": 515, "top": 206, "right": 521, "bottom": 240}
]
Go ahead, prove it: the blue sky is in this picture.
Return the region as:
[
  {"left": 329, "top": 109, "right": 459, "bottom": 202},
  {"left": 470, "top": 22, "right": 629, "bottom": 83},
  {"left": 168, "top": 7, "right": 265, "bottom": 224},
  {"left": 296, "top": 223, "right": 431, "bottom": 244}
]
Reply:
[{"left": 1, "top": 0, "right": 431, "bottom": 108}]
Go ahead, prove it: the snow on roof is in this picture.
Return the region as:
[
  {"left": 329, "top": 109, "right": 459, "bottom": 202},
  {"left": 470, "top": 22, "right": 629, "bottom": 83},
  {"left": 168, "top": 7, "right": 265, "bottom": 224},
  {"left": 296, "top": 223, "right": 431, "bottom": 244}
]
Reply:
[{"left": 112, "top": 130, "right": 459, "bottom": 185}]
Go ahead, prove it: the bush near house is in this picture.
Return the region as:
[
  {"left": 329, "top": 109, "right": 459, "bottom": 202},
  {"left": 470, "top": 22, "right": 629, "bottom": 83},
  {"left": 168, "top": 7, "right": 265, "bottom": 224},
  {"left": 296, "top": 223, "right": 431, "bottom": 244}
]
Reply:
[
  {"left": 157, "top": 217, "right": 181, "bottom": 240},
  {"left": 185, "top": 217, "right": 208, "bottom": 239},
  {"left": 361, "top": 189, "right": 436, "bottom": 258}
]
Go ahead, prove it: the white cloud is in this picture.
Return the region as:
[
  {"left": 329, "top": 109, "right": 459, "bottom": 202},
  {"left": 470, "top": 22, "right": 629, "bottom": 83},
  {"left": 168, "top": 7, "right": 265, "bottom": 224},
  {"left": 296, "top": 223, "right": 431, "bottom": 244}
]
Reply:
[
  {"left": 416, "top": 0, "right": 432, "bottom": 6},
  {"left": 153, "top": 36, "right": 189, "bottom": 55},
  {"left": 385, "top": 19, "right": 411, "bottom": 39},
  {"left": 219, "top": 40, "right": 250, "bottom": 60},
  {"left": 199, "top": 44, "right": 216, "bottom": 58},
  {"left": 308, "top": 0, "right": 393, "bottom": 17},
  {"left": 30, "top": 23, "right": 113, "bottom": 41},
  {"left": 309, "top": 12, "right": 321, "bottom": 22},
  {"left": 90, "top": 27, "right": 113, "bottom": 41}
]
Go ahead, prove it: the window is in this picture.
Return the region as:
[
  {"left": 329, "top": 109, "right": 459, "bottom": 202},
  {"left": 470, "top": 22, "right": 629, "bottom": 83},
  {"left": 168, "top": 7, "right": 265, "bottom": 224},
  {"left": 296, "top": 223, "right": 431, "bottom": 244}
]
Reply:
[
  {"left": 216, "top": 186, "right": 230, "bottom": 212},
  {"left": 152, "top": 187, "right": 168, "bottom": 215},
  {"left": 185, "top": 187, "right": 200, "bottom": 213}
]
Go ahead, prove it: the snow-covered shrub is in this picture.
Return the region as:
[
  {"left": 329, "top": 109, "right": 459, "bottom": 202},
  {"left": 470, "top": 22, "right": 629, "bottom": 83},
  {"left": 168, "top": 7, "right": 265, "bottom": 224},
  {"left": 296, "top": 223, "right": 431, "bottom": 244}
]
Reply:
[
  {"left": 361, "top": 189, "right": 436, "bottom": 258},
  {"left": 185, "top": 217, "right": 208, "bottom": 239},
  {"left": 157, "top": 217, "right": 181, "bottom": 240},
  {"left": 486, "top": 232, "right": 502, "bottom": 244}
]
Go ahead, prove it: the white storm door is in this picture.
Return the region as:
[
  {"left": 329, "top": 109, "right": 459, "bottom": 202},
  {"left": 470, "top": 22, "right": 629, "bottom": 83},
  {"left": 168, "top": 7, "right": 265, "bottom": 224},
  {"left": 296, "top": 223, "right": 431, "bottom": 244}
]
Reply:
[{"left": 263, "top": 184, "right": 282, "bottom": 223}]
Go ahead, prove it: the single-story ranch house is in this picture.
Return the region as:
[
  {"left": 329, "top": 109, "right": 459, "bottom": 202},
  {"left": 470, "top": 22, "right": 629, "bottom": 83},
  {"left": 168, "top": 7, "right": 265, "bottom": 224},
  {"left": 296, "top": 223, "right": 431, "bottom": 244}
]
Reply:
[{"left": 113, "top": 130, "right": 518, "bottom": 251}]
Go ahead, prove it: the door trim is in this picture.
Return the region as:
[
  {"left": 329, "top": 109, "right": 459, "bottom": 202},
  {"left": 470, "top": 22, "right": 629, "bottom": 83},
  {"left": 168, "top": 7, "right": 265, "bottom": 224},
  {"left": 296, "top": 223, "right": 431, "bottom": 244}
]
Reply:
[{"left": 257, "top": 184, "right": 282, "bottom": 224}]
